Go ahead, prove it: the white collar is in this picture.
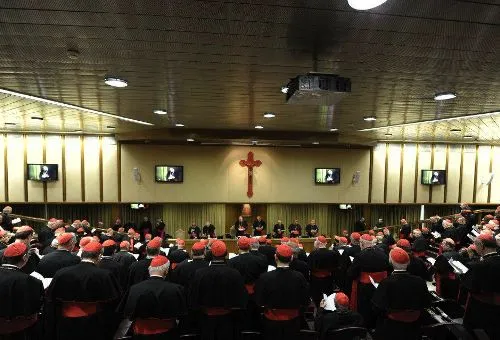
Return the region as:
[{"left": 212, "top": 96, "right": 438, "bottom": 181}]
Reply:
[{"left": 1, "top": 264, "right": 19, "bottom": 270}]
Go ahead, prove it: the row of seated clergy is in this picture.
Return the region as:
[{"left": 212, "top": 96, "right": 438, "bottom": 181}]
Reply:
[{"left": 232, "top": 216, "right": 321, "bottom": 238}]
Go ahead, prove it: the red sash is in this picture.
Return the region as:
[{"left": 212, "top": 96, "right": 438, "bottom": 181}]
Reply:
[
  {"left": 130, "top": 239, "right": 134, "bottom": 252},
  {"left": 350, "top": 271, "right": 387, "bottom": 311},
  {"left": 245, "top": 283, "right": 255, "bottom": 295},
  {"left": 171, "top": 263, "right": 178, "bottom": 270},
  {"left": 264, "top": 309, "right": 299, "bottom": 321},
  {"left": 0, "top": 314, "right": 38, "bottom": 335},
  {"left": 435, "top": 272, "right": 456, "bottom": 297},
  {"left": 413, "top": 251, "right": 426, "bottom": 257},
  {"left": 203, "top": 307, "right": 231, "bottom": 316},
  {"left": 311, "top": 270, "right": 332, "bottom": 278},
  {"left": 387, "top": 310, "right": 421, "bottom": 323},
  {"left": 61, "top": 302, "right": 98, "bottom": 318},
  {"left": 133, "top": 318, "right": 175, "bottom": 335}
]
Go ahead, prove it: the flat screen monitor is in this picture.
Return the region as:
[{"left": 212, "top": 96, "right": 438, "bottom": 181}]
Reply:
[
  {"left": 130, "top": 204, "right": 147, "bottom": 210},
  {"left": 315, "top": 168, "right": 340, "bottom": 184},
  {"left": 155, "top": 165, "right": 184, "bottom": 183},
  {"left": 27, "top": 164, "right": 59, "bottom": 181},
  {"left": 421, "top": 170, "right": 446, "bottom": 185}
]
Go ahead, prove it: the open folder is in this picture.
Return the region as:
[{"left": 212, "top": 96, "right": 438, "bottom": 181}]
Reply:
[
  {"left": 448, "top": 259, "right": 469, "bottom": 274},
  {"left": 322, "top": 293, "right": 337, "bottom": 311}
]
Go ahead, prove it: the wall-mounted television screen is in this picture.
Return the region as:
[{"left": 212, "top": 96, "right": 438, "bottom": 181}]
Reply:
[
  {"left": 315, "top": 168, "right": 340, "bottom": 184},
  {"left": 27, "top": 164, "right": 59, "bottom": 182},
  {"left": 421, "top": 170, "right": 446, "bottom": 185},
  {"left": 155, "top": 165, "right": 184, "bottom": 183}
]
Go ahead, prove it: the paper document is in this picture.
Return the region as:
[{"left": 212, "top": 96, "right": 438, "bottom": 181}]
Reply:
[
  {"left": 228, "top": 253, "right": 238, "bottom": 259},
  {"left": 431, "top": 231, "right": 441, "bottom": 239},
  {"left": 77, "top": 249, "right": 83, "bottom": 257},
  {"left": 160, "top": 247, "right": 170, "bottom": 256},
  {"left": 338, "top": 249, "right": 344, "bottom": 255},
  {"left": 426, "top": 257, "right": 436, "bottom": 266},
  {"left": 91, "top": 228, "right": 96, "bottom": 233},
  {"left": 322, "top": 293, "right": 337, "bottom": 311},
  {"left": 467, "top": 234, "right": 476, "bottom": 241},
  {"left": 267, "top": 265, "right": 276, "bottom": 272},
  {"left": 12, "top": 218, "right": 21, "bottom": 224},
  {"left": 134, "top": 242, "right": 143, "bottom": 250},
  {"left": 369, "top": 275, "right": 379, "bottom": 288},
  {"left": 349, "top": 256, "right": 354, "bottom": 262},
  {"left": 306, "top": 253, "right": 310, "bottom": 257},
  {"left": 132, "top": 253, "right": 139, "bottom": 259},
  {"left": 449, "top": 259, "right": 469, "bottom": 274},
  {"left": 30, "top": 271, "right": 52, "bottom": 289},
  {"left": 471, "top": 230, "right": 480, "bottom": 237}
]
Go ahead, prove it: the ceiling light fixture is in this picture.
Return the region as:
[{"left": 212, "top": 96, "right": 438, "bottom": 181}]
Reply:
[
  {"left": 364, "top": 116, "right": 377, "bottom": 121},
  {"left": 255, "top": 125, "right": 264, "bottom": 129},
  {"left": 263, "top": 112, "right": 276, "bottom": 118},
  {"left": 463, "top": 135, "right": 474, "bottom": 139},
  {"left": 359, "top": 110, "right": 500, "bottom": 132},
  {"left": 175, "top": 123, "right": 185, "bottom": 127},
  {"left": 31, "top": 117, "right": 44, "bottom": 121},
  {"left": 329, "top": 128, "right": 338, "bottom": 132},
  {"left": 154, "top": 109, "right": 167, "bottom": 115},
  {"left": 450, "top": 128, "right": 461, "bottom": 132},
  {"left": 186, "top": 138, "right": 195, "bottom": 142},
  {"left": 384, "top": 133, "right": 392, "bottom": 136},
  {"left": 104, "top": 76, "right": 128, "bottom": 88},
  {"left": 434, "top": 92, "right": 456, "bottom": 101},
  {"left": 4, "top": 122, "right": 16, "bottom": 126},
  {"left": 348, "top": 0, "right": 388, "bottom": 10},
  {"left": 312, "top": 141, "right": 320, "bottom": 145},
  {"left": 106, "top": 125, "right": 116, "bottom": 129},
  {"left": 0, "top": 88, "right": 153, "bottom": 126}
]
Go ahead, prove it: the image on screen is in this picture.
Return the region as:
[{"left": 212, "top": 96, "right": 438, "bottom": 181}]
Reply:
[
  {"left": 421, "top": 170, "right": 446, "bottom": 185},
  {"left": 315, "top": 168, "right": 340, "bottom": 184},
  {"left": 27, "top": 164, "right": 59, "bottom": 181},
  {"left": 155, "top": 165, "right": 184, "bottom": 183}
]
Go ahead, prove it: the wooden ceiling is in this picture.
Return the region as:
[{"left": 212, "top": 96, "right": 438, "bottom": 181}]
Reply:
[{"left": 0, "top": 0, "right": 499, "bottom": 145}]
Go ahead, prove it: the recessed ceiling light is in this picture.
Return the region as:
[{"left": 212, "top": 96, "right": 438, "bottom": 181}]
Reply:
[
  {"left": 434, "top": 92, "right": 456, "bottom": 101},
  {"left": 255, "top": 125, "right": 264, "bottom": 129},
  {"left": 186, "top": 138, "right": 195, "bottom": 142},
  {"left": 364, "top": 116, "right": 377, "bottom": 121},
  {"left": 329, "top": 128, "right": 338, "bottom": 132},
  {"left": 104, "top": 76, "right": 128, "bottom": 88},
  {"left": 263, "top": 112, "right": 276, "bottom": 118},
  {"left": 348, "top": 0, "right": 388, "bottom": 10},
  {"left": 463, "top": 135, "right": 474, "bottom": 139},
  {"left": 31, "top": 117, "right": 44, "bottom": 121},
  {"left": 450, "top": 128, "right": 461, "bottom": 132},
  {"left": 312, "top": 141, "right": 320, "bottom": 145},
  {"left": 384, "top": 133, "right": 392, "bottom": 136},
  {"left": 281, "top": 86, "right": 289, "bottom": 94},
  {"left": 106, "top": 125, "right": 115, "bottom": 129},
  {"left": 175, "top": 123, "right": 185, "bottom": 127},
  {"left": 4, "top": 122, "right": 16, "bottom": 126},
  {"left": 154, "top": 109, "right": 167, "bottom": 115},
  {"left": 0, "top": 88, "right": 153, "bottom": 126}
]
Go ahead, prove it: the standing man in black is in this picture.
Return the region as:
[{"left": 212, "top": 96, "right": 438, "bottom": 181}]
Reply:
[
  {"left": 354, "top": 217, "right": 366, "bottom": 232},
  {"left": 273, "top": 219, "right": 286, "bottom": 238},
  {"left": 288, "top": 219, "right": 302, "bottom": 238},
  {"left": 252, "top": 215, "right": 266, "bottom": 236},
  {"left": 255, "top": 244, "right": 310, "bottom": 340},
  {"left": 202, "top": 221, "right": 216, "bottom": 238},
  {"left": 139, "top": 217, "right": 153, "bottom": 242},
  {"left": 305, "top": 219, "right": 319, "bottom": 238},
  {"left": 112, "top": 240, "right": 137, "bottom": 272},
  {"left": 155, "top": 218, "right": 166, "bottom": 239},
  {"left": 36, "top": 233, "right": 81, "bottom": 278},
  {"left": 128, "top": 237, "right": 162, "bottom": 286},
  {"left": 308, "top": 236, "right": 339, "bottom": 307},
  {"left": 399, "top": 218, "right": 411, "bottom": 240}
]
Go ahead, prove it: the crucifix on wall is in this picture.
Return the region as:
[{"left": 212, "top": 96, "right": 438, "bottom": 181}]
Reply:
[{"left": 239, "top": 151, "right": 262, "bottom": 198}]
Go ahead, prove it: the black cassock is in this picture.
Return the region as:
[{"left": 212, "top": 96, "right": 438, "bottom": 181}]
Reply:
[
  {"left": 112, "top": 250, "right": 138, "bottom": 271},
  {"left": 338, "top": 244, "right": 361, "bottom": 292},
  {"left": 45, "top": 262, "right": 121, "bottom": 340},
  {"left": 461, "top": 253, "right": 500, "bottom": 339},
  {"left": 372, "top": 271, "right": 431, "bottom": 340},
  {"left": 168, "top": 249, "right": 189, "bottom": 273},
  {"left": 288, "top": 224, "right": 302, "bottom": 237},
  {"left": 254, "top": 267, "right": 310, "bottom": 340},
  {"left": 188, "top": 261, "right": 248, "bottom": 340},
  {"left": 38, "top": 225, "right": 55, "bottom": 250},
  {"left": 433, "top": 250, "right": 460, "bottom": 299},
  {"left": 273, "top": 223, "right": 285, "bottom": 238},
  {"left": 258, "top": 244, "right": 276, "bottom": 267},
  {"left": 202, "top": 224, "right": 216, "bottom": 238},
  {"left": 252, "top": 220, "right": 266, "bottom": 236},
  {"left": 234, "top": 221, "right": 248, "bottom": 236},
  {"left": 129, "top": 258, "right": 153, "bottom": 287},
  {"left": 346, "top": 247, "right": 390, "bottom": 328},
  {"left": 170, "top": 259, "right": 208, "bottom": 288},
  {"left": 188, "top": 226, "right": 201, "bottom": 239},
  {"left": 289, "top": 258, "right": 310, "bottom": 281},
  {"left": 308, "top": 248, "right": 340, "bottom": 306},
  {"left": 36, "top": 249, "right": 81, "bottom": 278},
  {"left": 314, "top": 308, "right": 363, "bottom": 340},
  {"left": 407, "top": 255, "right": 431, "bottom": 281},
  {"left": 99, "top": 256, "right": 128, "bottom": 292},
  {"left": 305, "top": 224, "right": 319, "bottom": 238},
  {"left": 0, "top": 265, "right": 43, "bottom": 336},
  {"left": 119, "top": 277, "right": 188, "bottom": 340}
]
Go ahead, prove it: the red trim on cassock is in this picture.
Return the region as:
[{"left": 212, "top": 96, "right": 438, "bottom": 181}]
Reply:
[
  {"left": 350, "top": 271, "right": 388, "bottom": 311},
  {"left": 413, "top": 251, "right": 426, "bottom": 257},
  {"left": 133, "top": 318, "right": 175, "bottom": 335},
  {"left": 0, "top": 314, "right": 37, "bottom": 335},
  {"left": 61, "top": 302, "right": 98, "bottom": 318},
  {"left": 435, "top": 272, "right": 456, "bottom": 297},
  {"left": 203, "top": 307, "right": 231, "bottom": 316},
  {"left": 263, "top": 309, "right": 299, "bottom": 321},
  {"left": 170, "top": 263, "right": 178, "bottom": 270},
  {"left": 311, "top": 270, "right": 332, "bottom": 278},
  {"left": 245, "top": 283, "right": 255, "bottom": 295},
  {"left": 387, "top": 310, "right": 421, "bottom": 322}
]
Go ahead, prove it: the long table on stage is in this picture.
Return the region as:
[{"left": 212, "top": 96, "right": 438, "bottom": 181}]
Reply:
[{"left": 167, "top": 237, "right": 331, "bottom": 253}]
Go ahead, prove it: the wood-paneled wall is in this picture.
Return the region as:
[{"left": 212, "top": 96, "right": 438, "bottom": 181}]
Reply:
[{"left": 370, "top": 143, "right": 500, "bottom": 204}]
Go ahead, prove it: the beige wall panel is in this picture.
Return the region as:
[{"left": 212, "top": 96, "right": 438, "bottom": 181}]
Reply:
[
  {"left": 474, "top": 145, "right": 491, "bottom": 203},
  {"left": 64, "top": 136, "right": 82, "bottom": 202},
  {"left": 121, "top": 145, "right": 370, "bottom": 203},
  {"left": 26, "top": 135, "right": 44, "bottom": 202},
  {"left": 7, "top": 134, "right": 25, "bottom": 202},
  {"left": 446, "top": 145, "right": 462, "bottom": 203},
  {"left": 83, "top": 137, "right": 100, "bottom": 202},
  {"left": 45, "top": 135, "right": 63, "bottom": 202},
  {"left": 490, "top": 146, "right": 500, "bottom": 203},
  {"left": 431, "top": 145, "right": 447, "bottom": 203},
  {"left": 102, "top": 137, "right": 118, "bottom": 202},
  {"left": 370, "top": 143, "right": 386, "bottom": 203},
  {"left": 386, "top": 144, "right": 402, "bottom": 203},
  {"left": 416, "top": 144, "right": 432, "bottom": 203},
  {"left": 461, "top": 145, "right": 476, "bottom": 203},
  {"left": 0, "top": 135, "right": 5, "bottom": 202},
  {"left": 400, "top": 144, "right": 417, "bottom": 203}
]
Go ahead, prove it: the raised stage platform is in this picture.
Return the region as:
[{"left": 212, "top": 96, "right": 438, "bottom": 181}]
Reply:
[{"left": 167, "top": 237, "right": 331, "bottom": 253}]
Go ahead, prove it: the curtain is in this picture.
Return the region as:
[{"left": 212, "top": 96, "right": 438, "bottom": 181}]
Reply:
[
  {"left": 46, "top": 204, "right": 114, "bottom": 228},
  {"left": 267, "top": 204, "right": 330, "bottom": 235},
  {"left": 366, "top": 205, "right": 421, "bottom": 228}
]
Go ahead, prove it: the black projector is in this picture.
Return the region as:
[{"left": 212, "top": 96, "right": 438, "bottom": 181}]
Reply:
[{"left": 285, "top": 73, "right": 351, "bottom": 105}]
